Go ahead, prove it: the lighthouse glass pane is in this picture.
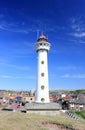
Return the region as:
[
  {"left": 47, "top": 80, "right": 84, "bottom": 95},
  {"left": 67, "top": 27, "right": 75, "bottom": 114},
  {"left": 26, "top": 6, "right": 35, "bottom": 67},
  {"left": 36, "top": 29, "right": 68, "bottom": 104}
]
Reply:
[
  {"left": 41, "top": 85, "right": 45, "bottom": 90},
  {"left": 41, "top": 73, "right": 44, "bottom": 77},
  {"left": 41, "top": 61, "right": 44, "bottom": 64},
  {"left": 41, "top": 98, "right": 45, "bottom": 102}
]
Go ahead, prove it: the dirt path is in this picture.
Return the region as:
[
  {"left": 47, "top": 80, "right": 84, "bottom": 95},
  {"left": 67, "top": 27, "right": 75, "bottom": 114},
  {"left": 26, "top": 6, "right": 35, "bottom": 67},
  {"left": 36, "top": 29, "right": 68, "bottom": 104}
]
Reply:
[{"left": 42, "top": 121, "right": 75, "bottom": 130}]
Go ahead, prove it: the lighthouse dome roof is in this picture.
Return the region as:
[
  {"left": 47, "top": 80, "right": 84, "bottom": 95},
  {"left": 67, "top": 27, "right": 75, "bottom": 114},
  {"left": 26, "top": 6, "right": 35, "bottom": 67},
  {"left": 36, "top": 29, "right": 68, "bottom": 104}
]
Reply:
[{"left": 37, "top": 33, "right": 48, "bottom": 42}]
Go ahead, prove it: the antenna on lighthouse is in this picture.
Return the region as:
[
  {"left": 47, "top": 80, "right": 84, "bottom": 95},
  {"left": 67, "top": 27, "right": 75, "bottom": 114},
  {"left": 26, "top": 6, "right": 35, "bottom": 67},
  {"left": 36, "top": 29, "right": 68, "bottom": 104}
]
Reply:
[{"left": 37, "top": 29, "right": 39, "bottom": 39}]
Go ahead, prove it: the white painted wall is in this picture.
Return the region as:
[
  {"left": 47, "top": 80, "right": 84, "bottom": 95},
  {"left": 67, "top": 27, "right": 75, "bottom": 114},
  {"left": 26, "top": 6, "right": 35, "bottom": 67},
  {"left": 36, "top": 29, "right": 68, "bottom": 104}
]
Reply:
[{"left": 36, "top": 50, "right": 49, "bottom": 103}]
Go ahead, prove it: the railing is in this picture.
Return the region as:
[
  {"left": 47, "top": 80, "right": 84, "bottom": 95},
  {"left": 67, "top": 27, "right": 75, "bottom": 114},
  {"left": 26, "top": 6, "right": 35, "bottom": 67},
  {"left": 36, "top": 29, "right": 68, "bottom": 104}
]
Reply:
[{"left": 65, "top": 110, "right": 80, "bottom": 120}]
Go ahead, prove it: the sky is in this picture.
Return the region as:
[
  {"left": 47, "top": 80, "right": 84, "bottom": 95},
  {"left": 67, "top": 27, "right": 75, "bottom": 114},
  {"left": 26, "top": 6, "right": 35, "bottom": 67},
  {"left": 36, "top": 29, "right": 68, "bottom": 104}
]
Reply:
[{"left": 0, "top": 0, "right": 85, "bottom": 91}]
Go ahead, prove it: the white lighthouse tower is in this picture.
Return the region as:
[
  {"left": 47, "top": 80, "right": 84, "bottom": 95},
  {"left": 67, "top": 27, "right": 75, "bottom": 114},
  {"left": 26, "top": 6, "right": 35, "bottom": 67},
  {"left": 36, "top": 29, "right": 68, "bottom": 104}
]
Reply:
[{"left": 35, "top": 33, "right": 51, "bottom": 103}]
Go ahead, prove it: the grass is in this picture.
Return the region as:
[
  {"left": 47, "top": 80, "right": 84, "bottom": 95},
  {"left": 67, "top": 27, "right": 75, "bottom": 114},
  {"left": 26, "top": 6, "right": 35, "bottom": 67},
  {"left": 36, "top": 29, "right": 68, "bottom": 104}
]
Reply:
[
  {"left": 70, "top": 110, "right": 85, "bottom": 119},
  {"left": 0, "top": 110, "right": 85, "bottom": 130},
  {"left": 0, "top": 104, "right": 9, "bottom": 108}
]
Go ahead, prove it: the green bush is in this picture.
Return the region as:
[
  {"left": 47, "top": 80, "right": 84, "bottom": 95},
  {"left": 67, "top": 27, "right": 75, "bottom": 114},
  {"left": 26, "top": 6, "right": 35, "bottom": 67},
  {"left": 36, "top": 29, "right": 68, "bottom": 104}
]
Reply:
[
  {"left": 75, "top": 111, "right": 85, "bottom": 119},
  {"left": 70, "top": 110, "right": 85, "bottom": 119}
]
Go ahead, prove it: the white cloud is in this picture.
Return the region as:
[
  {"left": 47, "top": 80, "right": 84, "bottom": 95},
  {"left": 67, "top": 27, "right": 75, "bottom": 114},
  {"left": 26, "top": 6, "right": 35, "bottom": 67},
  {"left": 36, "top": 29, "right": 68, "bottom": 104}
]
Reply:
[
  {"left": 72, "top": 32, "right": 85, "bottom": 38},
  {"left": 0, "top": 75, "right": 13, "bottom": 79},
  {"left": 5, "top": 63, "right": 30, "bottom": 71},
  {"left": 11, "top": 47, "right": 34, "bottom": 56},
  {"left": 61, "top": 74, "right": 70, "bottom": 78},
  {"left": 0, "top": 59, "right": 30, "bottom": 71},
  {"left": 0, "top": 15, "right": 66, "bottom": 34},
  {"left": 16, "top": 66, "right": 30, "bottom": 70},
  {"left": 0, "top": 23, "right": 28, "bottom": 33},
  {"left": 0, "top": 21, "right": 36, "bottom": 33},
  {"left": 69, "top": 17, "right": 85, "bottom": 39},
  {"left": 0, "top": 24, "right": 5, "bottom": 30},
  {"left": 61, "top": 74, "right": 85, "bottom": 78},
  {"left": 0, "top": 75, "right": 36, "bottom": 79},
  {"left": 79, "top": 40, "right": 85, "bottom": 44},
  {"left": 71, "top": 24, "right": 81, "bottom": 32},
  {"left": 57, "top": 66, "right": 76, "bottom": 70},
  {"left": 70, "top": 17, "right": 84, "bottom": 32}
]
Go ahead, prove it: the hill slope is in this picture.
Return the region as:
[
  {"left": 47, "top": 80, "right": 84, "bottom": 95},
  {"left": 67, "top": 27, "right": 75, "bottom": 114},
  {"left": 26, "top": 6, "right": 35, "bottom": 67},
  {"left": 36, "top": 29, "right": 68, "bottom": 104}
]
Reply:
[{"left": 0, "top": 111, "right": 85, "bottom": 130}]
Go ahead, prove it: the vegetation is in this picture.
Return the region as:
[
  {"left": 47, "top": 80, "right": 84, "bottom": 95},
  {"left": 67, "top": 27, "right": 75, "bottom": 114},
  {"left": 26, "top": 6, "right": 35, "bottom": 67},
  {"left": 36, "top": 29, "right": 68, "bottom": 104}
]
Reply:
[
  {"left": 0, "top": 104, "right": 9, "bottom": 108},
  {"left": 70, "top": 89, "right": 85, "bottom": 94},
  {"left": 0, "top": 111, "right": 85, "bottom": 130},
  {"left": 70, "top": 110, "right": 85, "bottom": 120},
  {"left": 49, "top": 89, "right": 85, "bottom": 96},
  {"left": 49, "top": 90, "right": 69, "bottom": 96},
  {"left": 0, "top": 89, "right": 85, "bottom": 95}
]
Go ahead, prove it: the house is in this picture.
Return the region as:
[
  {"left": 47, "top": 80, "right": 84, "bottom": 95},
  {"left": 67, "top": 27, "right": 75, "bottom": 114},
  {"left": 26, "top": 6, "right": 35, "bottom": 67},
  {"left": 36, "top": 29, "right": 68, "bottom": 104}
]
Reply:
[{"left": 69, "top": 97, "right": 85, "bottom": 110}]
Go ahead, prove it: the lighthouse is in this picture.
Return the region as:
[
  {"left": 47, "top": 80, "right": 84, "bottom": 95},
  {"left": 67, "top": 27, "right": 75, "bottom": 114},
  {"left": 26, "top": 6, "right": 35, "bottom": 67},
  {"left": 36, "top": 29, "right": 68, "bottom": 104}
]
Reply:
[{"left": 35, "top": 33, "right": 51, "bottom": 103}]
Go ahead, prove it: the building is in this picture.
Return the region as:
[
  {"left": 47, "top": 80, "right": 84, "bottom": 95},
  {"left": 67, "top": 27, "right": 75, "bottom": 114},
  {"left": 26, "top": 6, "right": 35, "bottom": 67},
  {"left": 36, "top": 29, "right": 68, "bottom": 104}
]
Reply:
[
  {"left": 69, "top": 97, "right": 85, "bottom": 110},
  {"left": 35, "top": 33, "right": 51, "bottom": 103}
]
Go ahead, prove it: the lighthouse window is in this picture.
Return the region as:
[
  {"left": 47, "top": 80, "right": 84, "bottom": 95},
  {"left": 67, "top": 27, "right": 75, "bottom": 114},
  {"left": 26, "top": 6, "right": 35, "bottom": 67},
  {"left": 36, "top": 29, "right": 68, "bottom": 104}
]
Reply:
[
  {"left": 41, "top": 73, "right": 44, "bottom": 77},
  {"left": 41, "top": 61, "right": 44, "bottom": 64},
  {"left": 41, "top": 85, "right": 45, "bottom": 90},
  {"left": 30, "top": 98, "right": 32, "bottom": 100},
  {"left": 41, "top": 98, "right": 45, "bottom": 102}
]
